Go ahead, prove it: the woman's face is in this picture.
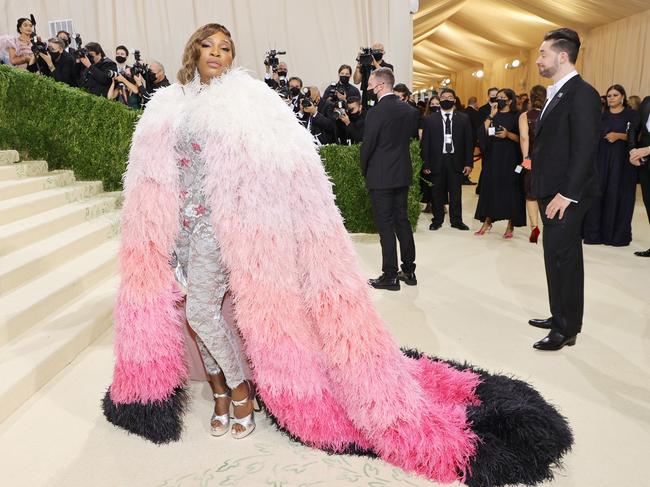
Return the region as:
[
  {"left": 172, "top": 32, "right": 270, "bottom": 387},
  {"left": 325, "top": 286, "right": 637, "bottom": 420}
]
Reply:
[
  {"left": 606, "top": 89, "right": 623, "bottom": 108},
  {"left": 197, "top": 31, "right": 233, "bottom": 82},
  {"left": 20, "top": 20, "right": 33, "bottom": 36},
  {"left": 496, "top": 91, "right": 511, "bottom": 111},
  {"left": 430, "top": 99, "right": 440, "bottom": 108}
]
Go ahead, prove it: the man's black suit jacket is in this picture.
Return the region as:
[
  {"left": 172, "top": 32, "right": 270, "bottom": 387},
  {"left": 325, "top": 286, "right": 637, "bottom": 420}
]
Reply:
[
  {"left": 530, "top": 75, "right": 601, "bottom": 201},
  {"left": 360, "top": 94, "right": 419, "bottom": 190},
  {"left": 420, "top": 110, "right": 473, "bottom": 174},
  {"left": 629, "top": 96, "right": 650, "bottom": 156}
]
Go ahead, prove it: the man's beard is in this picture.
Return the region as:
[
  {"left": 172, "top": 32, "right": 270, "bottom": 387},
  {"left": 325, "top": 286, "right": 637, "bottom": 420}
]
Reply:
[{"left": 538, "top": 58, "right": 560, "bottom": 78}]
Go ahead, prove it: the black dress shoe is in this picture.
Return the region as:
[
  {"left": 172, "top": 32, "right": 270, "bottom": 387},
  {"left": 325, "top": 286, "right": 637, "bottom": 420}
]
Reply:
[
  {"left": 533, "top": 330, "right": 577, "bottom": 351},
  {"left": 634, "top": 248, "right": 650, "bottom": 257},
  {"left": 369, "top": 274, "right": 400, "bottom": 291},
  {"left": 451, "top": 222, "right": 470, "bottom": 231},
  {"left": 429, "top": 222, "right": 442, "bottom": 231},
  {"left": 528, "top": 317, "right": 553, "bottom": 329},
  {"left": 397, "top": 271, "right": 417, "bottom": 286}
]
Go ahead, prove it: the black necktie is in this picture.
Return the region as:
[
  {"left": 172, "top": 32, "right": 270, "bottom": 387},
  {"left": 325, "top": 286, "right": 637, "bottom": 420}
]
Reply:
[{"left": 444, "top": 114, "right": 452, "bottom": 153}]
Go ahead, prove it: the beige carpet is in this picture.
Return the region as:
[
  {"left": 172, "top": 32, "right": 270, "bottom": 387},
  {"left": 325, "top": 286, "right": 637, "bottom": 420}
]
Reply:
[{"left": 0, "top": 188, "right": 648, "bottom": 487}]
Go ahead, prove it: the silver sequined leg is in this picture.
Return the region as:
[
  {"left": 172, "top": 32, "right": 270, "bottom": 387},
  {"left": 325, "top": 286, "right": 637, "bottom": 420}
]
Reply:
[{"left": 184, "top": 220, "right": 252, "bottom": 390}]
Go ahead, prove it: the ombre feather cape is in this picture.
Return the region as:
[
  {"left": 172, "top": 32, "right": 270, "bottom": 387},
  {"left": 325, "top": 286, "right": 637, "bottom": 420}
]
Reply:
[{"left": 103, "top": 69, "right": 572, "bottom": 487}]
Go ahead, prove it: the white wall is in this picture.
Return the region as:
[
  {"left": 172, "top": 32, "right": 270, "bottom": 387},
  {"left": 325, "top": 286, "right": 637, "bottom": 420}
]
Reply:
[{"left": 1, "top": 0, "right": 413, "bottom": 91}]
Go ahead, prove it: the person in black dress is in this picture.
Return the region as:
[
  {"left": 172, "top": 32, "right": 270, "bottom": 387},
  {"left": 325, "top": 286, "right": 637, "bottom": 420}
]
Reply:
[
  {"left": 474, "top": 88, "right": 525, "bottom": 238},
  {"left": 419, "top": 96, "right": 440, "bottom": 213},
  {"left": 519, "top": 85, "right": 547, "bottom": 243},
  {"left": 583, "top": 84, "right": 638, "bottom": 246}
]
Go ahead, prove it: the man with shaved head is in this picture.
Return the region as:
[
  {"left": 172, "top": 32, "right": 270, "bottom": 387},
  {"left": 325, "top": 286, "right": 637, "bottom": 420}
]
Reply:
[{"left": 354, "top": 41, "right": 394, "bottom": 109}]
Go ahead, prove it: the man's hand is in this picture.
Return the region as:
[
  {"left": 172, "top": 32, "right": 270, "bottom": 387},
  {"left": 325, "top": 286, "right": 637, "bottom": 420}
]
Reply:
[
  {"left": 545, "top": 193, "right": 572, "bottom": 220},
  {"left": 80, "top": 55, "right": 91, "bottom": 68},
  {"left": 302, "top": 104, "right": 317, "bottom": 115},
  {"left": 372, "top": 57, "right": 381, "bottom": 70},
  {"left": 604, "top": 132, "right": 620, "bottom": 143},
  {"left": 339, "top": 113, "right": 350, "bottom": 126},
  {"left": 336, "top": 90, "right": 347, "bottom": 101},
  {"left": 629, "top": 146, "right": 650, "bottom": 165},
  {"left": 39, "top": 51, "right": 52, "bottom": 65},
  {"left": 462, "top": 166, "right": 472, "bottom": 176},
  {"left": 134, "top": 74, "right": 144, "bottom": 87}
]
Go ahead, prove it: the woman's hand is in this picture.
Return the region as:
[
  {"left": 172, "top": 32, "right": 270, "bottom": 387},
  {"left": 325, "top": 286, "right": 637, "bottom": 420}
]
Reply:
[
  {"left": 604, "top": 132, "right": 624, "bottom": 143},
  {"left": 495, "top": 127, "right": 508, "bottom": 139}
]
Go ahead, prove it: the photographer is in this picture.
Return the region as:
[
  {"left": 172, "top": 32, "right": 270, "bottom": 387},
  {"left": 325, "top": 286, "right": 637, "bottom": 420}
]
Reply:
[
  {"left": 393, "top": 83, "right": 412, "bottom": 103},
  {"left": 139, "top": 60, "right": 171, "bottom": 107},
  {"left": 337, "top": 96, "right": 365, "bottom": 144},
  {"left": 287, "top": 76, "right": 303, "bottom": 113},
  {"left": 264, "top": 60, "right": 288, "bottom": 90},
  {"left": 26, "top": 37, "right": 76, "bottom": 86},
  {"left": 323, "top": 64, "right": 360, "bottom": 103},
  {"left": 115, "top": 45, "right": 129, "bottom": 71},
  {"left": 299, "top": 86, "right": 337, "bottom": 145},
  {"left": 56, "top": 30, "right": 75, "bottom": 57},
  {"left": 78, "top": 42, "right": 117, "bottom": 97},
  {"left": 353, "top": 42, "right": 394, "bottom": 109},
  {"left": 107, "top": 66, "right": 142, "bottom": 109}
]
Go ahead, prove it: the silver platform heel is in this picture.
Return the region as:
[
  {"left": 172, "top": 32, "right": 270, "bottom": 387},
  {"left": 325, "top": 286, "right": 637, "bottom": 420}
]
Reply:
[
  {"left": 211, "top": 391, "right": 231, "bottom": 437},
  {"left": 231, "top": 381, "right": 256, "bottom": 439}
]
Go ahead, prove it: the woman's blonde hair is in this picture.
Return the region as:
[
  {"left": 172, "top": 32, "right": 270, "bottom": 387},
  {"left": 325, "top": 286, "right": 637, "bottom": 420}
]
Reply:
[{"left": 177, "top": 23, "right": 235, "bottom": 85}]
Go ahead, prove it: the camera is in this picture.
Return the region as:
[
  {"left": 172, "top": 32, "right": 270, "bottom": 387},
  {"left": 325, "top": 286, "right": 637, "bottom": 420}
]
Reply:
[
  {"left": 26, "top": 15, "right": 47, "bottom": 55},
  {"left": 356, "top": 47, "right": 382, "bottom": 67},
  {"left": 333, "top": 100, "right": 348, "bottom": 120},
  {"left": 327, "top": 82, "right": 347, "bottom": 102},
  {"left": 264, "top": 49, "right": 286, "bottom": 70},
  {"left": 299, "top": 87, "right": 313, "bottom": 109},
  {"left": 132, "top": 50, "right": 149, "bottom": 77},
  {"left": 74, "top": 34, "right": 92, "bottom": 62}
]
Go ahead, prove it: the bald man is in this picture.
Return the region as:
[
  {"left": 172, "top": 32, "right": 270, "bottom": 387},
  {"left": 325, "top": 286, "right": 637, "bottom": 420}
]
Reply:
[{"left": 353, "top": 42, "right": 394, "bottom": 109}]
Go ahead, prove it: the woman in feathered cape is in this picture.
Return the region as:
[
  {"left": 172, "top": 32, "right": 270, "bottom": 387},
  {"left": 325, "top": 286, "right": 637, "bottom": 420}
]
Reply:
[{"left": 103, "top": 23, "right": 572, "bottom": 487}]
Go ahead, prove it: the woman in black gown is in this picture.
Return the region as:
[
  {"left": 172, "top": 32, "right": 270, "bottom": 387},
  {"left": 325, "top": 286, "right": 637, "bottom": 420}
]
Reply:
[
  {"left": 583, "top": 84, "right": 638, "bottom": 246},
  {"left": 474, "top": 88, "right": 525, "bottom": 238}
]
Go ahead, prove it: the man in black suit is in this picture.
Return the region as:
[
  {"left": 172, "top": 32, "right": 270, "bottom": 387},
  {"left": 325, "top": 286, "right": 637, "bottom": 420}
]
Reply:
[
  {"left": 300, "top": 86, "right": 337, "bottom": 145},
  {"left": 528, "top": 28, "right": 601, "bottom": 351},
  {"left": 361, "top": 68, "right": 419, "bottom": 290},
  {"left": 420, "top": 88, "right": 473, "bottom": 231},
  {"left": 478, "top": 87, "right": 499, "bottom": 123},
  {"left": 78, "top": 42, "right": 118, "bottom": 98},
  {"left": 629, "top": 96, "right": 650, "bottom": 257},
  {"left": 27, "top": 37, "right": 77, "bottom": 87}
]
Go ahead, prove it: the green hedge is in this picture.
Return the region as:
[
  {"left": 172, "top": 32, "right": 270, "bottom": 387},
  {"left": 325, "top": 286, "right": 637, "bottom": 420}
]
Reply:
[{"left": 0, "top": 65, "right": 420, "bottom": 232}]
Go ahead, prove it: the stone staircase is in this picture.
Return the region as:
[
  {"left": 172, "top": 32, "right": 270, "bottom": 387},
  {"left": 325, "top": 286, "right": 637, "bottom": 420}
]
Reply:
[{"left": 0, "top": 150, "right": 121, "bottom": 423}]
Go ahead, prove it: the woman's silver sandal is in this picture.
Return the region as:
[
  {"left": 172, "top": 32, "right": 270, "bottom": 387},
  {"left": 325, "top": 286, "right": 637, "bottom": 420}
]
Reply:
[
  {"left": 231, "top": 382, "right": 256, "bottom": 439},
  {"left": 211, "top": 391, "right": 231, "bottom": 437}
]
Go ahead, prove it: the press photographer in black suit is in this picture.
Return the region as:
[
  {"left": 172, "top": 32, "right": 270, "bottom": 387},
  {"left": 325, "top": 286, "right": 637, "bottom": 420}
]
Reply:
[
  {"left": 629, "top": 96, "right": 650, "bottom": 257},
  {"left": 26, "top": 37, "right": 76, "bottom": 87},
  {"left": 361, "top": 68, "right": 419, "bottom": 291},
  {"left": 337, "top": 96, "right": 366, "bottom": 144},
  {"left": 420, "top": 88, "right": 473, "bottom": 231},
  {"left": 300, "top": 87, "right": 337, "bottom": 145},
  {"left": 78, "top": 42, "right": 117, "bottom": 97},
  {"left": 528, "top": 28, "right": 601, "bottom": 351},
  {"left": 353, "top": 43, "right": 394, "bottom": 109}
]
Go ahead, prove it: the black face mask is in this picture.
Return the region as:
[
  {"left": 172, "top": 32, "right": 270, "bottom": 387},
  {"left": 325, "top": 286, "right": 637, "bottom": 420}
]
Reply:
[
  {"left": 339, "top": 75, "right": 350, "bottom": 85},
  {"left": 497, "top": 99, "right": 508, "bottom": 110},
  {"left": 48, "top": 49, "right": 60, "bottom": 60},
  {"left": 277, "top": 70, "right": 287, "bottom": 78},
  {"left": 373, "top": 52, "right": 383, "bottom": 62},
  {"left": 489, "top": 96, "right": 497, "bottom": 103},
  {"left": 289, "top": 87, "right": 300, "bottom": 97},
  {"left": 430, "top": 105, "right": 440, "bottom": 113},
  {"left": 440, "top": 100, "right": 455, "bottom": 111},
  {"left": 116, "top": 55, "right": 127, "bottom": 64}
]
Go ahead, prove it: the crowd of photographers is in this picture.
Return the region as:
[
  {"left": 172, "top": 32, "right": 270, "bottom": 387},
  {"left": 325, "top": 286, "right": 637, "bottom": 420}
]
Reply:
[
  {"left": 262, "top": 43, "right": 405, "bottom": 146},
  {"left": 1, "top": 17, "right": 170, "bottom": 110}
]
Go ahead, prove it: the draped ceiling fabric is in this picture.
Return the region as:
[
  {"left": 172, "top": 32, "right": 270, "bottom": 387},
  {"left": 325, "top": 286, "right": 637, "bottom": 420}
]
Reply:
[
  {"left": 0, "top": 0, "right": 414, "bottom": 93},
  {"left": 413, "top": 0, "right": 650, "bottom": 103}
]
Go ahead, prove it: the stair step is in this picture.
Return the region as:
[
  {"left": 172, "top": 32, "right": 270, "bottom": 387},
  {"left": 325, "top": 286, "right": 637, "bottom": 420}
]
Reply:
[
  {"left": 0, "top": 211, "right": 120, "bottom": 293},
  {"left": 0, "top": 161, "right": 48, "bottom": 181},
  {"left": 0, "top": 239, "right": 119, "bottom": 347},
  {"left": 0, "top": 150, "right": 19, "bottom": 165},
  {"left": 0, "top": 170, "right": 76, "bottom": 201},
  {"left": 0, "top": 276, "right": 118, "bottom": 424},
  {"left": 0, "top": 195, "right": 118, "bottom": 256},
  {"left": 0, "top": 181, "right": 104, "bottom": 226}
]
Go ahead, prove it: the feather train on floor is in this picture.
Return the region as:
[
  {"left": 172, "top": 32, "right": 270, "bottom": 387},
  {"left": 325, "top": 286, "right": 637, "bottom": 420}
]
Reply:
[{"left": 103, "top": 68, "right": 573, "bottom": 486}]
